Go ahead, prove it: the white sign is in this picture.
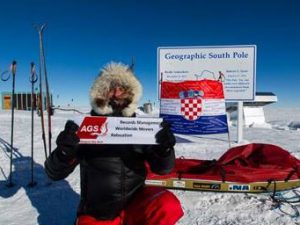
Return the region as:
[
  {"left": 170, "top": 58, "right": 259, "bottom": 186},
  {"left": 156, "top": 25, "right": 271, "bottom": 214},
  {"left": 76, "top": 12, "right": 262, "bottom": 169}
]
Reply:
[
  {"left": 158, "top": 45, "right": 256, "bottom": 101},
  {"left": 76, "top": 116, "right": 163, "bottom": 144}
]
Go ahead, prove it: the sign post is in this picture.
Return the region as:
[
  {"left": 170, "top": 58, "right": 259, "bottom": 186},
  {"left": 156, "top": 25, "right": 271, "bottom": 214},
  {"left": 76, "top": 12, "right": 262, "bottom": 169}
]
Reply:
[{"left": 237, "top": 101, "right": 244, "bottom": 143}]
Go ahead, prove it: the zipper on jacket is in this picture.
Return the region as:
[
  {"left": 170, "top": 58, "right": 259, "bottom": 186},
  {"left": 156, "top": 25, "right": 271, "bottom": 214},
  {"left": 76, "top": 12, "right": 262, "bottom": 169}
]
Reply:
[{"left": 120, "top": 162, "right": 126, "bottom": 225}]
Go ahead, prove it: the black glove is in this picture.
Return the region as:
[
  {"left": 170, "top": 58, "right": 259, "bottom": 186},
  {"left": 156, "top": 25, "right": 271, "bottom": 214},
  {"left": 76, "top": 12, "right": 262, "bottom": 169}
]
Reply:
[
  {"left": 155, "top": 121, "right": 176, "bottom": 154},
  {"left": 56, "top": 120, "right": 80, "bottom": 159}
]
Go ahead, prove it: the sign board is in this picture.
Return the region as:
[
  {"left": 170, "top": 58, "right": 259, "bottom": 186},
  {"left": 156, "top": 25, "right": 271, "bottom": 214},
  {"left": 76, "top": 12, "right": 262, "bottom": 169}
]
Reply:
[
  {"left": 158, "top": 45, "right": 256, "bottom": 101},
  {"left": 160, "top": 80, "right": 228, "bottom": 134},
  {"left": 76, "top": 116, "right": 162, "bottom": 144}
]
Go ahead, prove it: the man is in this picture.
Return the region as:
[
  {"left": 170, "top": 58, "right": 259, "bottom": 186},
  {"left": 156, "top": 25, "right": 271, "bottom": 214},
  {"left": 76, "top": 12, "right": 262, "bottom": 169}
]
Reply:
[{"left": 45, "top": 62, "right": 183, "bottom": 225}]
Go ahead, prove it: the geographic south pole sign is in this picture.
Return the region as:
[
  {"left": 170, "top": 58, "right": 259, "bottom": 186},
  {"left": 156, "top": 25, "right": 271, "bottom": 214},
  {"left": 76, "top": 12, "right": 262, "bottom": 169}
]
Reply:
[{"left": 158, "top": 45, "right": 256, "bottom": 101}]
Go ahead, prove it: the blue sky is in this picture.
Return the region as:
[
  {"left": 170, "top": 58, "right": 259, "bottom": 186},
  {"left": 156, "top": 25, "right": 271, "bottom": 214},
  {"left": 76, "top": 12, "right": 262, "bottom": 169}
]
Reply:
[{"left": 0, "top": 0, "right": 299, "bottom": 108}]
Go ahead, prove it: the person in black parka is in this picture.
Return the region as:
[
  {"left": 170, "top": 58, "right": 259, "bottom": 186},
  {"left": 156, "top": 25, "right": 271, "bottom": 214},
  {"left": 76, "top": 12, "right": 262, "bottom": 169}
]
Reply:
[{"left": 44, "top": 62, "right": 183, "bottom": 225}]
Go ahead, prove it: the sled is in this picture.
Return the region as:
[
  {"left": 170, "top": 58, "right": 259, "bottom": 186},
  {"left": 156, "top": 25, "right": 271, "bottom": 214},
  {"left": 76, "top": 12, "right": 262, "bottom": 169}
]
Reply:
[{"left": 146, "top": 143, "right": 300, "bottom": 193}]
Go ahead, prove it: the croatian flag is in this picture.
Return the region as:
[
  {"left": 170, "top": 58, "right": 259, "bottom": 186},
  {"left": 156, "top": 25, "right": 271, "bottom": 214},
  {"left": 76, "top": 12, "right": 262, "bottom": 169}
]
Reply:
[{"left": 160, "top": 80, "right": 229, "bottom": 134}]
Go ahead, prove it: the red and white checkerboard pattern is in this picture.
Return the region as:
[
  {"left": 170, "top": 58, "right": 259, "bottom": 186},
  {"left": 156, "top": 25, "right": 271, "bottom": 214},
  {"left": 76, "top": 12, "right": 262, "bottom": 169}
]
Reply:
[{"left": 180, "top": 98, "right": 202, "bottom": 121}]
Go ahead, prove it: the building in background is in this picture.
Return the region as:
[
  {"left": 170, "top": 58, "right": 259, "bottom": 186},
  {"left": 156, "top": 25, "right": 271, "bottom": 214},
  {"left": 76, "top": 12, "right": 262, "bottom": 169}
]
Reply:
[
  {"left": 143, "top": 102, "right": 153, "bottom": 114},
  {"left": 226, "top": 92, "right": 278, "bottom": 127},
  {"left": 1, "top": 92, "right": 52, "bottom": 110}
]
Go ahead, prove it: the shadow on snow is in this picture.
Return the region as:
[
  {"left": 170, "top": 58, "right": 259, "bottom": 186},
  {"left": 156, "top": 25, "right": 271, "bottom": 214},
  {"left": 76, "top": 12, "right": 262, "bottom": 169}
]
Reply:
[{"left": 0, "top": 137, "right": 80, "bottom": 225}]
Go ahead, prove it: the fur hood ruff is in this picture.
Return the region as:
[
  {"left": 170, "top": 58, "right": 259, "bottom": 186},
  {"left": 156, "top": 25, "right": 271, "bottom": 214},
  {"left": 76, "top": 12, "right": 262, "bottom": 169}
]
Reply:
[{"left": 90, "top": 62, "right": 143, "bottom": 116}]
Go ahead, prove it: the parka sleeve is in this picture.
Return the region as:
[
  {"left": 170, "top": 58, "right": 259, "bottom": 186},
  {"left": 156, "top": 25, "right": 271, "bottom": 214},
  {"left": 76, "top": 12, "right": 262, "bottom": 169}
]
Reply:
[
  {"left": 44, "top": 147, "right": 79, "bottom": 181},
  {"left": 144, "top": 145, "right": 175, "bottom": 175}
]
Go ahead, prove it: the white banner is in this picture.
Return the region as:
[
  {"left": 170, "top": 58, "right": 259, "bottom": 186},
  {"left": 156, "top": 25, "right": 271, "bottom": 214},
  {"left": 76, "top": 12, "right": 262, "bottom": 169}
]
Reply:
[{"left": 75, "top": 116, "right": 163, "bottom": 144}]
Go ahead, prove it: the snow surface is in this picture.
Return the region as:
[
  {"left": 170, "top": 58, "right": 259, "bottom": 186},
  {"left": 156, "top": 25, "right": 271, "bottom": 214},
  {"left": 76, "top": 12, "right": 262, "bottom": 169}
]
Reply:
[{"left": 0, "top": 106, "right": 300, "bottom": 225}]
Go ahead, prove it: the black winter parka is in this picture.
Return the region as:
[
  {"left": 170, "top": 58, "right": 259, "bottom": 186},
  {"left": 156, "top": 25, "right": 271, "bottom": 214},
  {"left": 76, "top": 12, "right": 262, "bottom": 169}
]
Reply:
[{"left": 44, "top": 131, "right": 175, "bottom": 220}]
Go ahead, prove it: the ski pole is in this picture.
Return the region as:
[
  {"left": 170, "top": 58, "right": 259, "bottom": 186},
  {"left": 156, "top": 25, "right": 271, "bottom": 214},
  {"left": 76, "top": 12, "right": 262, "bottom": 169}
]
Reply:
[
  {"left": 28, "top": 62, "right": 38, "bottom": 187},
  {"left": 34, "top": 24, "right": 48, "bottom": 160},
  {"left": 38, "top": 24, "right": 53, "bottom": 156},
  {"left": 8, "top": 60, "right": 17, "bottom": 187}
]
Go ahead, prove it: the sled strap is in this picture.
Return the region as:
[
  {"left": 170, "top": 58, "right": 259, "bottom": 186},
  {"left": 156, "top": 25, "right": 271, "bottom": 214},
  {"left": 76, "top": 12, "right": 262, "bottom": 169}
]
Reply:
[
  {"left": 219, "top": 165, "right": 226, "bottom": 183},
  {"left": 267, "top": 180, "right": 277, "bottom": 200},
  {"left": 285, "top": 169, "right": 297, "bottom": 182},
  {"left": 177, "top": 171, "right": 183, "bottom": 180}
]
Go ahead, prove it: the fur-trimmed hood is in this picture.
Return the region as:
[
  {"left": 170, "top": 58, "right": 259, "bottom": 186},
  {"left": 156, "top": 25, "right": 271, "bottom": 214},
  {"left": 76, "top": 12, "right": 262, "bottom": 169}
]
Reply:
[{"left": 90, "top": 62, "right": 143, "bottom": 116}]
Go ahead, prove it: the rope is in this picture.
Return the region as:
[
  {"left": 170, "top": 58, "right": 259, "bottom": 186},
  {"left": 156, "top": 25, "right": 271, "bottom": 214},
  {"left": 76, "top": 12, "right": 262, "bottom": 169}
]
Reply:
[
  {"left": 270, "top": 193, "right": 300, "bottom": 218},
  {"left": 265, "top": 180, "right": 300, "bottom": 218}
]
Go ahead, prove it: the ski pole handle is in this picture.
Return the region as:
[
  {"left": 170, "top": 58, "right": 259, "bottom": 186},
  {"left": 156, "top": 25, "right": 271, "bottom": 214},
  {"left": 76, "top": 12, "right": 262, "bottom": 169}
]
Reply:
[
  {"left": 30, "top": 62, "right": 38, "bottom": 83},
  {"left": 0, "top": 62, "right": 15, "bottom": 82},
  {"left": 10, "top": 60, "right": 17, "bottom": 76},
  {"left": 0, "top": 70, "right": 10, "bottom": 81},
  {"left": 0, "top": 60, "right": 16, "bottom": 81}
]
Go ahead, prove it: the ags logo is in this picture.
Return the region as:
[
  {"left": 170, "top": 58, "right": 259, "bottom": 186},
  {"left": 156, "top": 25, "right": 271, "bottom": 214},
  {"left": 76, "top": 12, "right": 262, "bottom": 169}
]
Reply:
[{"left": 77, "top": 117, "right": 108, "bottom": 139}]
